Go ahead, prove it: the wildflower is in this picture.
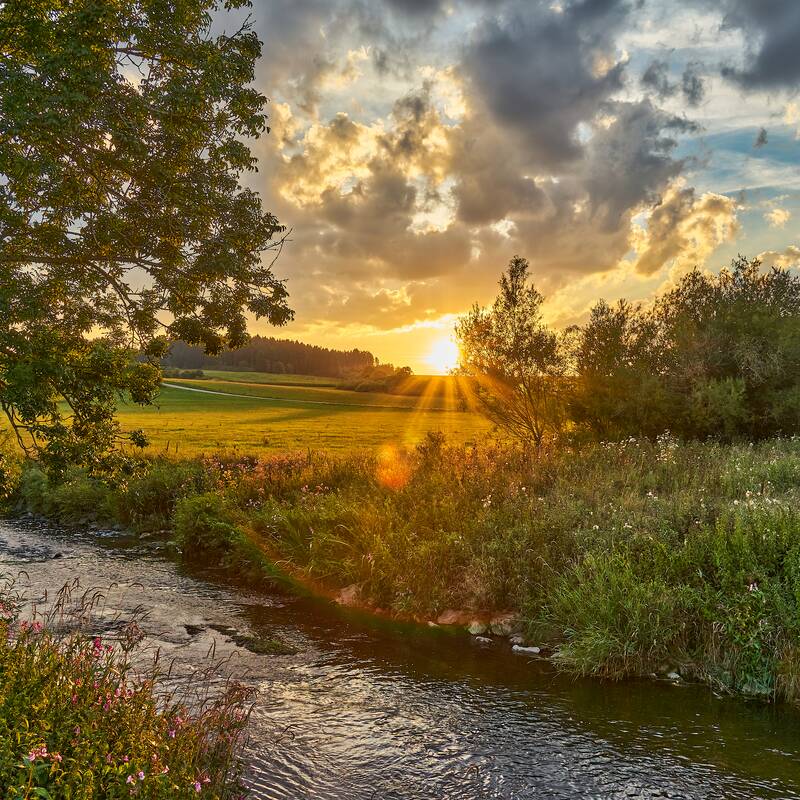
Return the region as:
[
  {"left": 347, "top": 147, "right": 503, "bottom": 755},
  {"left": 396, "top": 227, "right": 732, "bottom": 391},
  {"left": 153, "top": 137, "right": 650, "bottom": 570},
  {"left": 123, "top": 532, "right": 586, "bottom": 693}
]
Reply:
[
  {"left": 31, "top": 621, "right": 43, "bottom": 633},
  {"left": 127, "top": 775, "right": 135, "bottom": 785},
  {"left": 50, "top": 752, "right": 62, "bottom": 763},
  {"left": 138, "top": 771, "right": 145, "bottom": 781},
  {"left": 28, "top": 745, "right": 47, "bottom": 761},
  {"left": 194, "top": 782, "right": 202, "bottom": 792}
]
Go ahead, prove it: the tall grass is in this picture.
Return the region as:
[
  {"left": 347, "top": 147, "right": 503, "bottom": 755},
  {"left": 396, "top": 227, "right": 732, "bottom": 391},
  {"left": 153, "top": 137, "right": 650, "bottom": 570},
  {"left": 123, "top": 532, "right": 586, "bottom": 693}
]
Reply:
[{"left": 7, "top": 435, "right": 800, "bottom": 702}]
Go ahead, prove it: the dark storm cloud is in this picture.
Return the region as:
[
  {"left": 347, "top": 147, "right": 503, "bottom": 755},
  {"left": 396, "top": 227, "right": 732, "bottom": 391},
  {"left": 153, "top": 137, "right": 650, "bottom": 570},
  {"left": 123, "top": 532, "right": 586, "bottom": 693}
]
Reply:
[
  {"left": 696, "top": 0, "right": 800, "bottom": 90},
  {"left": 462, "top": 0, "right": 634, "bottom": 166},
  {"left": 383, "top": 0, "right": 445, "bottom": 16},
  {"left": 681, "top": 62, "right": 706, "bottom": 106},
  {"left": 582, "top": 100, "right": 699, "bottom": 228},
  {"left": 641, "top": 60, "right": 678, "bottom": 99}
]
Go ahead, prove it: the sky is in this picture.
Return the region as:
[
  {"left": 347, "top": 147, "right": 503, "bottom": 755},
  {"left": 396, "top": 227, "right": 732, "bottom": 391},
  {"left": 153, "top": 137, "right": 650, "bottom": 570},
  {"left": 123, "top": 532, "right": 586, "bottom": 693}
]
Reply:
[{"left": 226, "top": 0, "right": 800, "bottom": 373}]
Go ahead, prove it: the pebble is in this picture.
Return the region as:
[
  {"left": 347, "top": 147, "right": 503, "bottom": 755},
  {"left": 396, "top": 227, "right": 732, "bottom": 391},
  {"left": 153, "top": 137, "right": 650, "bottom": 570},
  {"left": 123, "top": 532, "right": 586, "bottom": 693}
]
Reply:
[{"left": 512, "top": 644, "right": 541, "bottom": 655}]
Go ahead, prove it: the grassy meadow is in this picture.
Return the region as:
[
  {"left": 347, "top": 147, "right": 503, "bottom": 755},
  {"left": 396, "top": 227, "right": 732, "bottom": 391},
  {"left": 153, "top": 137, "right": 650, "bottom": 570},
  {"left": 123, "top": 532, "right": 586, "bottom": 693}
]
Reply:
[{"left": 114, "top": 376, "right": 490, "bottom": 455}]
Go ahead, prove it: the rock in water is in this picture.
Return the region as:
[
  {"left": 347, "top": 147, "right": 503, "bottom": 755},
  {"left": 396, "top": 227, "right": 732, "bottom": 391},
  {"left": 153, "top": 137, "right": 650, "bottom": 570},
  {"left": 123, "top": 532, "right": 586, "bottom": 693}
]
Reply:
[
  {"left": 488, "top": 613, "right": 520, "bottom": 637},
  {"left": 336, "top": 584, "right": 360, "bottom": 607},
  {"left": 512, "top": 644, "right": 541, "bottom": 655}
]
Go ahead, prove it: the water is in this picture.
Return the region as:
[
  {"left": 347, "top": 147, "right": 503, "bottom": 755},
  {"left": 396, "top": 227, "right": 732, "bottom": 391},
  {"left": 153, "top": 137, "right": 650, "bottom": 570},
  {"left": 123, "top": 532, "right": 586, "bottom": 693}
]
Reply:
[{"left": 2, "top": 519, "right": 800, "bottom": 799}]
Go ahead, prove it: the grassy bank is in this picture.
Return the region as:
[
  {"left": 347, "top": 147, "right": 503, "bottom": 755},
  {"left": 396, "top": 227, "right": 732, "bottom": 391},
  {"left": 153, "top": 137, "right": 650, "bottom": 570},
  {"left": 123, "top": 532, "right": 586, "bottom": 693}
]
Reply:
[
  {"left": 0, "top": 582, "right": 252, "bottom": 799},
  {"left": 5, "top": 435, "right": 800, "bottom": 703}
]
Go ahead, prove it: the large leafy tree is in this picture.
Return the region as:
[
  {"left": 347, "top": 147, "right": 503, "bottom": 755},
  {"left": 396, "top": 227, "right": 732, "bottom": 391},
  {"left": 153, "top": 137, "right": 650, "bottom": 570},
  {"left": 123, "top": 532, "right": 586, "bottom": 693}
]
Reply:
[
  {"left": 0, "top": 0, "right": 291, "bottom": 471},
  {"left": 456, "top": 256, "right": 568, "bottom": 447},
  {"left": 570, "top": 256, "right": 800, "bottom": 441},
  {"left": 653, "top": 256, "right": 800, "bottom": 439}
]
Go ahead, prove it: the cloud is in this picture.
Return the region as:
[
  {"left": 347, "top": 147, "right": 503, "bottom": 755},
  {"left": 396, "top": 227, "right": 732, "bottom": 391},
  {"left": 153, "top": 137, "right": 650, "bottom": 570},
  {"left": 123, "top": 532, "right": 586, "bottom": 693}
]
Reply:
[
  {"left": 235, "top": 0, "right": 792, "bottom": 347},
  {"left": 641, "top": 59, "right": 677, "bottom": 99},
  {"left": 696, "top": 0, "right": 800, "bottom": 90},
  {"left": 681, "top": 62, "right": 706, "bottom": 106},
  {"left": 461, "top": 0, "right": 632, "bottom": 167},
  {"left": 754, "top": 127, "right": 768, "bottom": 147},
  {"left": 631, "top": 181, "right": 738, "bottom": 275},
  {"left": 757, "top": 245, "right": 800, "bottom": 269},
  {"left": 765, "top": 208, "right": 791, "bottom": 228},
  {"left": 785, "top": 103, "right": 800, "bottom": 138}
]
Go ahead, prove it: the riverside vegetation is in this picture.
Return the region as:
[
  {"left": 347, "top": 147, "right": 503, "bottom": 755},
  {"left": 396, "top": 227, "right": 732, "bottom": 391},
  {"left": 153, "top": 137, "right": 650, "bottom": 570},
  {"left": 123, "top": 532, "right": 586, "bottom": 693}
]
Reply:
[
  {"left": 4, "top": 433, "right": 800, "bottom": 704},
  {"left": 0, "top": 580, "right": 252, "bottom": 799}
]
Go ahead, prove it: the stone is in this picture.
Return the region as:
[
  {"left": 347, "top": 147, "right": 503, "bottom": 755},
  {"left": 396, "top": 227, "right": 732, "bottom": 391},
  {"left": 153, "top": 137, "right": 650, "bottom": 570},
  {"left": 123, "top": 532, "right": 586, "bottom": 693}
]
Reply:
[
  {"left": 467, "top": 620, "right": 488, "bottom": 636},
  {"left": 488, "top": 613, "right": 521, "bottom": 637},
  {"left": 336, "top": 583, "right": 360, "bottom": 607},
  {"left": 474, "top": 636, "right": 492, "bottom": 644},
  {"left": 512, "top": 644, "right": 541, "bottom": 655},
  {"left": 666, "top": 671, "right": 681, "bottom": 681},
  {"left": 436, "top": 609, "right": 470, "bottom": 626}
]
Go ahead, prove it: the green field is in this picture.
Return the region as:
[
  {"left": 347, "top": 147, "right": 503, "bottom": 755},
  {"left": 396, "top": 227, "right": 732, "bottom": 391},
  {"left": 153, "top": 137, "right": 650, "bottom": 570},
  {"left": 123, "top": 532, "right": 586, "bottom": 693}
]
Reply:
[
  {"left": 115, "top": 381, "right": 491, "bottom": 455},
  {"left": 201, "top": 369, "right": 342, "bottom": 387}
]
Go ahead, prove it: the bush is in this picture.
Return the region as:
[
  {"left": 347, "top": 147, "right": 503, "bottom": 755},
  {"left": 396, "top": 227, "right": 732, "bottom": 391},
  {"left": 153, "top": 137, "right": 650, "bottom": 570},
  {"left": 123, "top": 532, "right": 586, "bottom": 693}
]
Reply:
[
  {"left": 174, "top": 493, "right": 242, "bottom": 562},
  {"left": 19, "top": 465, "right": 114, "bottom": 525},
  {"left": 0, "top": 437, "right": 21, "bottom": 507},
  {"left": 19, "top": 465, "right": 56, "bottom": 517},
  {"left": 544, "top": 553, "right": 690, "bottom": 678},
  {"left": 0, "top": 583, "right": 251, "bottom": 798},
  {"left": 117, "top": 460, "right": 208, "bottom": 532}
]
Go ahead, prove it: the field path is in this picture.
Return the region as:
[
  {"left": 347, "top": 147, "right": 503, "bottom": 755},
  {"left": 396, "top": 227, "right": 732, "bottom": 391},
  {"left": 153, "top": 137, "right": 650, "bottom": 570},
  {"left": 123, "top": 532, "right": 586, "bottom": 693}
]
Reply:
[{"left": 161, "top": 382, "right": 438, "bottom": 412}]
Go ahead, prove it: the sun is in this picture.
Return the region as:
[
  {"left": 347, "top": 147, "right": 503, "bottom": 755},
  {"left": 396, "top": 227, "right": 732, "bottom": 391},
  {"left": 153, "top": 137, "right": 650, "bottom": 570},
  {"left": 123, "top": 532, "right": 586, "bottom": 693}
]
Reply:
[{"left": 425, "top": 336, "right": 460, "bottom": 375}]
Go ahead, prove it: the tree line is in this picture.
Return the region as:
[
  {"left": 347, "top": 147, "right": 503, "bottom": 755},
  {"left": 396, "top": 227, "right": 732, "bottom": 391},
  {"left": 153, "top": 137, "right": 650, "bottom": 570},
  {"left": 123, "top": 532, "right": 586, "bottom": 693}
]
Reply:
[
  {"left": 163, "top": 336, "right": 376, "bottom": 378},
  {"left": 457, "top": 255, "right": 800, "bottom": 445}
]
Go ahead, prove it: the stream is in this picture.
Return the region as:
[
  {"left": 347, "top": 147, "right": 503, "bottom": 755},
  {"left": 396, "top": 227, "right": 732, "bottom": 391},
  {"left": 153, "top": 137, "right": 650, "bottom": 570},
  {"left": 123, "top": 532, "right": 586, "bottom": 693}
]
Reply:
[{"left": 2, "top": 518, "right": 800, "bottom": 799}]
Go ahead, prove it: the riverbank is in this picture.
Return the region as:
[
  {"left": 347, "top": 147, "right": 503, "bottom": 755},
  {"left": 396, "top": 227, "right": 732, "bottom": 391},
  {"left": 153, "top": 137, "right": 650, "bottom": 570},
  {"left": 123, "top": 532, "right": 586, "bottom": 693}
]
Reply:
[{"left": 4, "top": 435, "right": 800, "bottom": 703}]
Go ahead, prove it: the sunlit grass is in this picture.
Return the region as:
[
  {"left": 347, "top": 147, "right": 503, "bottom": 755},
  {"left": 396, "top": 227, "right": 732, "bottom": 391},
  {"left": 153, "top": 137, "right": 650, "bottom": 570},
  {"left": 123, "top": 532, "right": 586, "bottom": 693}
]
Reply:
[{"left": 114, "top": 384, "right": 491, "bottom": 456}]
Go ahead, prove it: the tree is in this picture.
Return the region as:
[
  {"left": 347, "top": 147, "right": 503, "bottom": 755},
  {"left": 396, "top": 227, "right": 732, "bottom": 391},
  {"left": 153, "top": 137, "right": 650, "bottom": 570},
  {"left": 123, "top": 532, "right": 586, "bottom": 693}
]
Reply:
[
  {"left": 570, "top": 256, "right": 800, "bottom": 441},
  {"left": 652, "top": 256, "right": 800, "bottom": 439},
  {"left": 568, "top": 299, "right": 674, "bottom": 438},
  {"left": 456, "top": 256, "right": 568, "bottom": 447},
  {"left": 0, "top": 0, "right": 291, "bottom": 472}
]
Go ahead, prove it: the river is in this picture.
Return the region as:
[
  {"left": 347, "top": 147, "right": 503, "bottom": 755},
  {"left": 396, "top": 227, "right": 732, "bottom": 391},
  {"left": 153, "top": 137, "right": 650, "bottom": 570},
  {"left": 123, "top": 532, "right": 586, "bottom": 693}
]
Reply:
[{"left": 2, "top": 518, "right": 799, "bottom": 799}]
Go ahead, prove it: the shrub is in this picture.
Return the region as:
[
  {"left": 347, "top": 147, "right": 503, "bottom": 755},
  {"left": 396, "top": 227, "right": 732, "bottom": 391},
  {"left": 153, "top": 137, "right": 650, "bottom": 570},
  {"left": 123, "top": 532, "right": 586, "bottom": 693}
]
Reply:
[
  {"left": 545, "top": 553, "right": 690, "bottom": 678},
  {"left": 173, "top": 493, "right": 245, "bottom": 563},
  {"left": 0, "top": 436, "right": 21, "bottom": 507},
  {"left": 50, "top": 469, "right": 116, "bottom": 526},
  {"left": 0, "top": 583, "right": 251, "bottom": 798},
  {"left": 117, "top": 459, "right": 208, "bottom": 532},
  {"left": 19, "top": 465, "right": 56, "bottom": 517}
]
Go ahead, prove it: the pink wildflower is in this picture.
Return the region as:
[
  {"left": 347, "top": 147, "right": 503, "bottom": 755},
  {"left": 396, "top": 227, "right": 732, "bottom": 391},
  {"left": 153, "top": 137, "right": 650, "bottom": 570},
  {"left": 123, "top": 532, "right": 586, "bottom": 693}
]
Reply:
[
  {"left": 194, "top": 782, "right": 202, "bottom": 792},
  {"left": 138, "top": 771, "right": 145, "bottom": 781},
  {"left": 126, "top": 775, "right": 135, "bottom": 785}
]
